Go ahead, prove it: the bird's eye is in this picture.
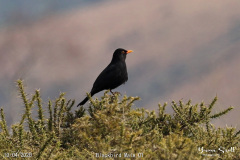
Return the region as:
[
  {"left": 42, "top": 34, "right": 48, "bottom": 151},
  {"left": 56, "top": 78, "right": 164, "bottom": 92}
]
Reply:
[{"left": 121, "top": 51, "right": 126, "bottom": 54}]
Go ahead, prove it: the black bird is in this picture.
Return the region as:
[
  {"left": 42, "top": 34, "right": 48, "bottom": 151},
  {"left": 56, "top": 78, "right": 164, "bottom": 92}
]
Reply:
[{"left": 77, "top": 48, "right": 133, "bottom": 106}]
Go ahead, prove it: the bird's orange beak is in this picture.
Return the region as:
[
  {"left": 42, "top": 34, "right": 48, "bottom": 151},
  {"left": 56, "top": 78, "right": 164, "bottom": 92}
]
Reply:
[{"left": 126, "top": 50, "right": 133, "bottom": 54}]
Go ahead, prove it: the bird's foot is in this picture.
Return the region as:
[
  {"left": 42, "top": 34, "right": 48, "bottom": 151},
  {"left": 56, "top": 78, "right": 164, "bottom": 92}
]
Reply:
[{"left": 110, "top": 90, "right": 121, "bottom": 96}]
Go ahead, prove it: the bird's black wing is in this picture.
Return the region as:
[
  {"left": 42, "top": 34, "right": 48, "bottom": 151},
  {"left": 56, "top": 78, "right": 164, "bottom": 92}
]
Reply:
[{"left": 91, "top": 62, "right": 127, "bottom": 94}]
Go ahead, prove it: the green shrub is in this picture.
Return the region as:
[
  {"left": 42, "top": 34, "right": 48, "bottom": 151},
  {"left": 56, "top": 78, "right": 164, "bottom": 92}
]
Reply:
[{"left": 0, "top": 80, "right": 239, "bottom": 159}]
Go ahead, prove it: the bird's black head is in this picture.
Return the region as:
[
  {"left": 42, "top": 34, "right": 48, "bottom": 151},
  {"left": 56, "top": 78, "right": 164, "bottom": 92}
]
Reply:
[{"left": 111, "top": 48, "right": 133, "bottom": 63}]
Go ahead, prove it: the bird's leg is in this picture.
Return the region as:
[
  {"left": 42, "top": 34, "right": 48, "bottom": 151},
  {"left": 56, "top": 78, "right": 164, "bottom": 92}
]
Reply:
[
  {"left": 110, "top": 90, "right": 114, "bottom": 95},
  {"left": 110, "top": 90, "right": 121, "bottom": 96}
]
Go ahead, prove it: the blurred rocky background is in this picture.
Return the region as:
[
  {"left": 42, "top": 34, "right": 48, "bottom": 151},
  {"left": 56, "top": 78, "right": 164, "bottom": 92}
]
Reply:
[{"left": 0, "top": 0, "right": 240, "bottom": 128}]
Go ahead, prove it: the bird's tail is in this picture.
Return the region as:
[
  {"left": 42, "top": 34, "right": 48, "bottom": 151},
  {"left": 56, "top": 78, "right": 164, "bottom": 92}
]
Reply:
[
  {"left": 77, "top": 92, "right": 96, "bottom": 107},
  {"left": 77, "top": 97, "right": 89, "bottom": 107}
]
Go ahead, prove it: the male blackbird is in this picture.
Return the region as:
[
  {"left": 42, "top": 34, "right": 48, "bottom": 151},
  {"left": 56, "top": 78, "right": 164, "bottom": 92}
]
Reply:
[{"left": 77, "top": 48, "right": 133, "bottom": 106}]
